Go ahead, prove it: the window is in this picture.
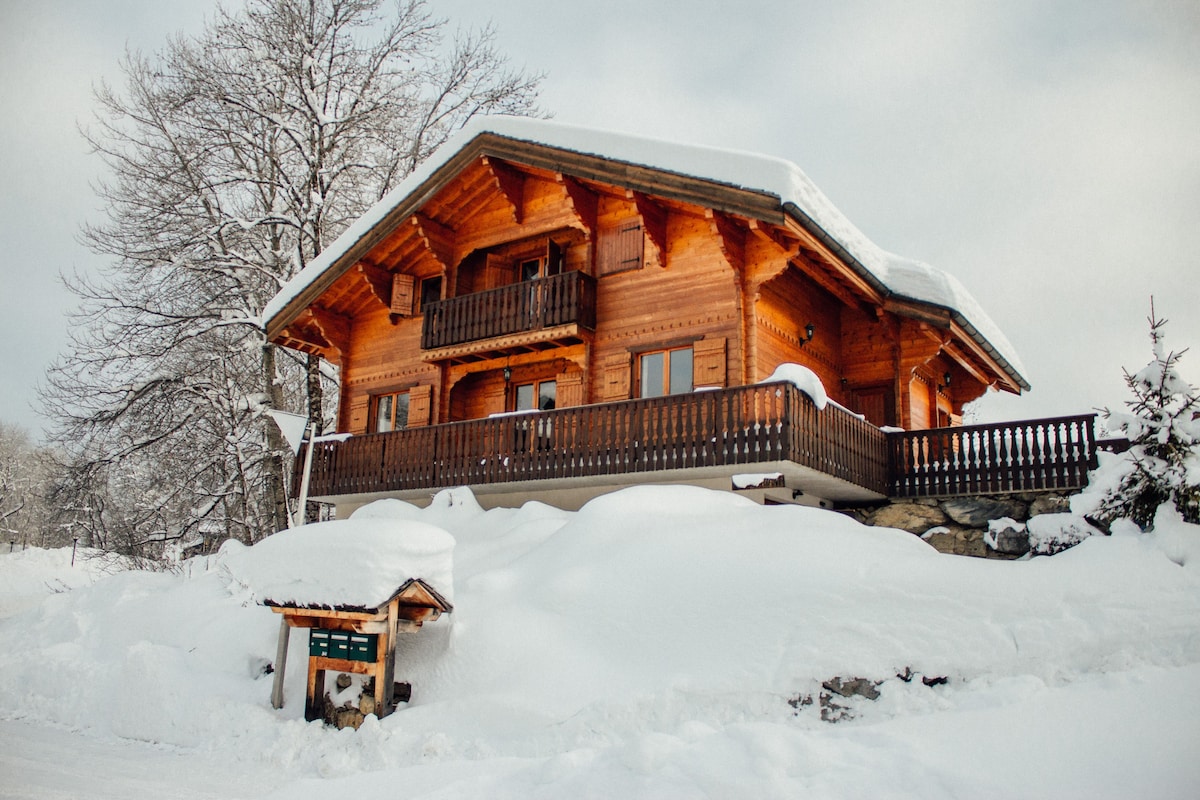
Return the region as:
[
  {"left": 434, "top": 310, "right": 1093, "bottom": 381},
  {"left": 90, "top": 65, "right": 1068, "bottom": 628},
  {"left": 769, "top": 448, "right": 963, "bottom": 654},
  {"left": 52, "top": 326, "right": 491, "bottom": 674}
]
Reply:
[
  {"left": 639, "top": 347, "right": 693, "bottom": 398},
  {"left": 419, "top": 276, "right": 442, "bottom": 311},
  {"left": 373, "top": 391, "right": 409, "bottom": 432},
  {"left": 514, "top": 379, "right": 556, "bottom": 411}
]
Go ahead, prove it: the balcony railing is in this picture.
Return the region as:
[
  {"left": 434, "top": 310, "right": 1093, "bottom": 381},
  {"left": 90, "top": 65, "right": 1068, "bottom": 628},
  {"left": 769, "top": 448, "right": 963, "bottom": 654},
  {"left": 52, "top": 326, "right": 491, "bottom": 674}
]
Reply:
[
  {"left": 887, "top": 414, "right": 1098, "bottom": 498},
  {"left": 421, "top": 271, "right": 597, "bottom": 350},
  {"left": 300, "top": 394, "right": 1100, "bottom": 502},
  {"left": 303, "top": 382, "right": 890, "bottom": 499}
]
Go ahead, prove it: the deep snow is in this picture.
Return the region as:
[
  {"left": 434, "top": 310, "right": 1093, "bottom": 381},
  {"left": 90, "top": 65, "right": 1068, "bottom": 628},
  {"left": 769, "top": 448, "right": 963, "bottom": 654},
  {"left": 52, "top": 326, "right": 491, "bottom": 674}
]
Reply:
[{"left": 2, "top": 485, "right": 1199, "bottom": 799}]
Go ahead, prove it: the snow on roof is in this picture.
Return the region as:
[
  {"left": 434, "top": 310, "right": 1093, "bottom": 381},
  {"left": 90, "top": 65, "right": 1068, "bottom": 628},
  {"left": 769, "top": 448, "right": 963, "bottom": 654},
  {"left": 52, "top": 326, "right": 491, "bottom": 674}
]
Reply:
[
  {"left": 264, "top": 116, "right": 1026, "bottom": 386},
  {"left": 222, "top": 518, "right": 454, "bottom": 610}
]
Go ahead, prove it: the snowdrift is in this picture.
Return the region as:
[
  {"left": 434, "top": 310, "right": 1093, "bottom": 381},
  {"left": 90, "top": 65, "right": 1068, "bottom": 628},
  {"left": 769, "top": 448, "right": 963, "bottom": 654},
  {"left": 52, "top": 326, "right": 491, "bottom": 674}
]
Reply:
[{"left": 1, "top": 485, "right": 1199, "bottom": 798}]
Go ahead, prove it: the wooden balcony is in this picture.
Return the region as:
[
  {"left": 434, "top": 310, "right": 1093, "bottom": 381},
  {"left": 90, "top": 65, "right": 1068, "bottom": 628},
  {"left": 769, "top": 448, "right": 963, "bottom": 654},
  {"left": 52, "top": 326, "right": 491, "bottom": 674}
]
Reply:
[
  {"left": 421, "top": 271, "right": 597, "bottom": 352},
  {"left": 303, "top": 382, "right": 890, "bottom": 501},
  {"left": 300, "top": 392, "right": 1100, "bottom": 505},
  {"left": 887, "top": 414, "right": 1098, "bottom": 498}
]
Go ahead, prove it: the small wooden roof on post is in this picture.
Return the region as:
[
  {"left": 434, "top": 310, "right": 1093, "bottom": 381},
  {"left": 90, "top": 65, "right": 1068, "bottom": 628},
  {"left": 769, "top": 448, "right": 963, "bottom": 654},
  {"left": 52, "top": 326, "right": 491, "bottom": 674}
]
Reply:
[
  {"left": 221, "top": 517, "right": 456, "bottom": 724},
  {"left": 264, "top": 579, "right": 453, "bottom": 723}
]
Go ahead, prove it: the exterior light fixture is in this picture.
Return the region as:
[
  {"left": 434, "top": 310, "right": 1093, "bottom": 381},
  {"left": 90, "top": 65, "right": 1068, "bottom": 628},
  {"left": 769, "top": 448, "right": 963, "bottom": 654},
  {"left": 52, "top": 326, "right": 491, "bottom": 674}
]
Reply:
[
  {"left": 503, "top": 365, "right": 512, "bottom": 382},
  {"left": 943, "top": 371, "right": 952, "bottom": 388},
  {"left": 799, "top": 323, "right": 815, "bottom": 346}
]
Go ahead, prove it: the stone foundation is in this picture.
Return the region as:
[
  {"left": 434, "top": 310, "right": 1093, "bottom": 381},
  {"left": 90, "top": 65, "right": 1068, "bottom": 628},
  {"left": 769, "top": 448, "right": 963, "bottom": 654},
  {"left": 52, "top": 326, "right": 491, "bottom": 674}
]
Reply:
[{"left": 850, "top": 491, "right": 1078, "bottom": 559}]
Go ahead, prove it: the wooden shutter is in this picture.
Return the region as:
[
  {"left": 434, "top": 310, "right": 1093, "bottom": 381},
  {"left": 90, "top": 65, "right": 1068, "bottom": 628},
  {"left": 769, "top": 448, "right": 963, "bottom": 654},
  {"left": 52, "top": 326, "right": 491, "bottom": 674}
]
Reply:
[
  {"left": 597, "top": 220, "right": 643, "bottom": 276},
  {"left": 557, "top": 370, "right": 584, "bottom": 408},
  {"left": 485, "top": 253, "right": 513, "bottom": 289},
  {"left": 347, "top": 395, "right": 370, "bottom": 435},
  {"left": 391, "top": 273, "right": 415, "bottom": 316},
  {"left": 692, "top": 337, "right": 727, "bottom": 388},
  {"left": 546, "top": 239, "right": 564, "bottom": 276},
  {"left": 408, "top": 384, "right": 433, "bottom": 427},
  {"left": 602, "top": 353, "right": 631, "bottom": 401}
]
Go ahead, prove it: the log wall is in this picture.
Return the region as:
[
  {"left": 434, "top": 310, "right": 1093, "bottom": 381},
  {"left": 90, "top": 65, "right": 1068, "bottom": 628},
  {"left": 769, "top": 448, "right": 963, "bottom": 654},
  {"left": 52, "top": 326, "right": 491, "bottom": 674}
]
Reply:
[
  {"left": 588, "top": 204, "right": 742, "bottom": 402},
  {"left": 314, "top": 154, "right": 1000, "bottom": 440}
]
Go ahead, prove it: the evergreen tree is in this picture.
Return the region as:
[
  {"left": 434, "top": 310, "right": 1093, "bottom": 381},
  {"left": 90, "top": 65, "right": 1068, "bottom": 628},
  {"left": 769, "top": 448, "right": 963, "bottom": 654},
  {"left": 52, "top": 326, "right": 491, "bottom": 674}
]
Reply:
[{"left": 1093, "top": 305, "right": 1200, "bottom": 529}]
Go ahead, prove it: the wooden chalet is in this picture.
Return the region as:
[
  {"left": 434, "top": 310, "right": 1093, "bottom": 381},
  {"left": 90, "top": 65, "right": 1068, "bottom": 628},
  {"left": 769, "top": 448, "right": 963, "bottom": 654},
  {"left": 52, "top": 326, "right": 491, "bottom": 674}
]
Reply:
[{"left": 264, "top": 117, "right": 1096, "bottom": 513}]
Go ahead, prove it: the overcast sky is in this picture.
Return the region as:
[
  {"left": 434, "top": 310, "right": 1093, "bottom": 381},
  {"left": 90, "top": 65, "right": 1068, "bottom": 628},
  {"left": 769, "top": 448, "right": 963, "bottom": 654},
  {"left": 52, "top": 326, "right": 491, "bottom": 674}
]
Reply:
[{"left": 2, "top": 0, "right": 1198, "bottom": 440}]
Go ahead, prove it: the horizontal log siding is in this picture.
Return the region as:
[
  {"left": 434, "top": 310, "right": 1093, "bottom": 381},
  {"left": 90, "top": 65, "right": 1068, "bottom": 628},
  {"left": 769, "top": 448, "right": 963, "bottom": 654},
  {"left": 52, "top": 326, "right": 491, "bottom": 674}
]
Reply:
[
  {"left": 887, "top": 414, "right": 1098, "bottom": 498},
  {"left": 421, "top": 271, "right": 596, "bottom": 349},
  {"left": 304, "top": 382, "right": 890, "bottom": 498}
]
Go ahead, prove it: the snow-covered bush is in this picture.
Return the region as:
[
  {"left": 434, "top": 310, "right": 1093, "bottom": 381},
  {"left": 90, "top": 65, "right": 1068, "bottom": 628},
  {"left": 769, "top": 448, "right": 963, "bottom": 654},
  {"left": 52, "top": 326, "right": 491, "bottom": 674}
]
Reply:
[{"left": 1089, "top": 308, "right": 1200, "bottom": 530}]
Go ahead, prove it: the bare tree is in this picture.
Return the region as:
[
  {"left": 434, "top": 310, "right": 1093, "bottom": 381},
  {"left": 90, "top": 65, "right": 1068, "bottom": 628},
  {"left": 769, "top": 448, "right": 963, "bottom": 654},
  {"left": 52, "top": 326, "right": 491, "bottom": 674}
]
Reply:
[
  {"left": 0, "top": 421, "right": 56, "bottom": 550},
  {"left": 43, "top": 0, "right": 542, "bottom": 554}
]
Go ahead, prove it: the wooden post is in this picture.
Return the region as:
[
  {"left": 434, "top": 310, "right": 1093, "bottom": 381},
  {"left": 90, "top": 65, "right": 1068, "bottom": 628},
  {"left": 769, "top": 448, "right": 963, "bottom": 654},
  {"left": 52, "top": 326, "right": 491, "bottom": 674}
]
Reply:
[
  {"left": 305, "top": 658, "right": 326, "bottom": 722},
  {"left": 383, "top": 599, "right": 399, "bottom": 713},
  {"left": 294, "top": 421, "right": 318, "bottom": 528},
  {"left": 270, "top": 617, "right": 290, "bottom": 710}
]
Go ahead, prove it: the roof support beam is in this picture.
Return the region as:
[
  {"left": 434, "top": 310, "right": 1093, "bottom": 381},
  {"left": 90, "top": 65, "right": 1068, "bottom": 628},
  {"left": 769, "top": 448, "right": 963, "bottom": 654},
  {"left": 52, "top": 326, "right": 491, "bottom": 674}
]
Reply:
[
  {"left": 280, "top": 323, "right": 331, "bottom": 355},
  {"left": 627, "top": 190, "right": 668, "bottom": 267},
  {"left": 306, "top": 306, "right": 351, "bottom": 357},
  {"left": 556, "top": 174, "right": 597, "bottom": 237},
  {"left": 410, "top": 213, "right": 455, "bottom": 272},
  {"left": 481, "top": 156, "right": 524, "bottom": 224},
  {"left": 706, "top": 209, "right": 745, "bottom": 271},
  {"left": 353, "top": 262, "right": 393, "bottom": 310}
]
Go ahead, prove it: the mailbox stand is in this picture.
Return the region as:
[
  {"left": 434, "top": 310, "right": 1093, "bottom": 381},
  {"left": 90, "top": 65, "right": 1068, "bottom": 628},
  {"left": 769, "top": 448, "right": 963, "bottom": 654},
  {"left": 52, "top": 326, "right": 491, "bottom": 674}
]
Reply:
[{"left": 265, "top": 579, "right": 452, "bottom": 722}]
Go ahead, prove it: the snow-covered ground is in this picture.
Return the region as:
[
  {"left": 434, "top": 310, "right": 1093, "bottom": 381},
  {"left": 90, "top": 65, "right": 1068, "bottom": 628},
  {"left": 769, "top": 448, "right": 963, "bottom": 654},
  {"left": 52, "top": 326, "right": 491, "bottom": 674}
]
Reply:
[{"left": 2, "top": 485, "right": 1199, "bottom": 799}]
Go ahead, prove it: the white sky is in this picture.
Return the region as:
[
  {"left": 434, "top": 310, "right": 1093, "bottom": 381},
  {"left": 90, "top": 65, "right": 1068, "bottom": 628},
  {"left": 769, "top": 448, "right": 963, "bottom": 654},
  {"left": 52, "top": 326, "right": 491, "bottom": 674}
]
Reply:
[{"left": 2, "top": 0, "right": 1198, "bottom": 438}]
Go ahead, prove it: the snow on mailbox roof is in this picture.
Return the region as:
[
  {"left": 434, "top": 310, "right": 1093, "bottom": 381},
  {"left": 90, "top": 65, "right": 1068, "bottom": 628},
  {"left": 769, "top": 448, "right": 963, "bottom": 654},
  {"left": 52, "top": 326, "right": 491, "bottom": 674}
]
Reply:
[
  {"left": 264, "top": 116, "right": 1026, "bottom": 388},
  {"left": 222, "top": 518, "right": 454, "bottom": 611}
]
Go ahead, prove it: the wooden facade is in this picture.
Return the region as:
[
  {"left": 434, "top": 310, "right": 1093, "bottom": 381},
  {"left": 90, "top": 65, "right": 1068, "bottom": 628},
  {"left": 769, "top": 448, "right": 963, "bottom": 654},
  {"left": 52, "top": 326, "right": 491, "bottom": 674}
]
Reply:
[{"left": 267, "top": 122, "right": 1033, "bottom": 507}]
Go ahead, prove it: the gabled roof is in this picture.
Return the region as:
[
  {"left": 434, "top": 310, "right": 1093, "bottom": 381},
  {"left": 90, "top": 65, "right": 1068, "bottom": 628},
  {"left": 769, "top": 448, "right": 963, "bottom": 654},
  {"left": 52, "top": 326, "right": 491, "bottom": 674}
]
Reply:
[{"left": 264, "top": 116, "right": 1028, "bottom": 390}]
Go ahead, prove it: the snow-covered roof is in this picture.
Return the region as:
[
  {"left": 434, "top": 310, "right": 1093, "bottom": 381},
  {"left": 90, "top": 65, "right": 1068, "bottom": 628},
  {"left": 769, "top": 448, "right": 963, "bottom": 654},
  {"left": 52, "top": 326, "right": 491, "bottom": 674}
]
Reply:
[
  {"left": 264, "top": 116, "right": 1027, "bottom": 388},
  {"left": 222, "top": 518, "right": 454, "bottom": 611}
]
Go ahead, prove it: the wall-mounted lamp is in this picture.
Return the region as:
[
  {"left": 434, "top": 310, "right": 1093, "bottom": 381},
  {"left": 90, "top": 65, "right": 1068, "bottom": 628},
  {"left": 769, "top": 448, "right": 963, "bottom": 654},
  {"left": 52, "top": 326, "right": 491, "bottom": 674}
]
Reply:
[
  {"left": 799, "top": 323, "right": 815, "bottom": 347},
  {"left": 942, "top": 371, "right": 952, "bottom": 388},
  {"left": 503, "top": 365, "right": 512, "bottom": 383}
]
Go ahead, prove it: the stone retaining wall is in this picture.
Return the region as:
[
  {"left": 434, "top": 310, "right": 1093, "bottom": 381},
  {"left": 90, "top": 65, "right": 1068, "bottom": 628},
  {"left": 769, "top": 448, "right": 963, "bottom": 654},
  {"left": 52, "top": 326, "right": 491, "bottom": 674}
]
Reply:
[{"left": 848, "top": 492, "right": 1077, "bottom": 559}]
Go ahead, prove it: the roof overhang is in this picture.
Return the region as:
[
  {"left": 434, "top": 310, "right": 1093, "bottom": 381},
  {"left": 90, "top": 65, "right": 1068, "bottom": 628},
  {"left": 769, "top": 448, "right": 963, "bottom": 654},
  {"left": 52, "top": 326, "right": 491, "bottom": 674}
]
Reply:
[{"left": 264, "top": 119, "right": 1029, "bottom": 394}]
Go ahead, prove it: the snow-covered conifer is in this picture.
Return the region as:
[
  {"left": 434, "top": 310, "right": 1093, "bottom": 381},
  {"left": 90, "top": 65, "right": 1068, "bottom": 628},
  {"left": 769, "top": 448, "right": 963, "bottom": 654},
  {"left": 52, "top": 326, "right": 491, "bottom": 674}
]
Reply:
[{"left": 1092, "top": 305, "right": 1200, "bottom": 529}]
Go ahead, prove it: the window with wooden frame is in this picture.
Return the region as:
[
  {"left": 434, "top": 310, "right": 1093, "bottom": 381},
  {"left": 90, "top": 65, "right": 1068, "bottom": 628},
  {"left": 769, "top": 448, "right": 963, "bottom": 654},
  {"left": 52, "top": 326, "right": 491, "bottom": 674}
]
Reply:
[
  {"left": 597, "top": 219, "right": 644, "bottom": 276},
  {"left": 371, "top": 390, "right": 410, "bottom": 433},
  {"left": 638, "top": 347, "right": 693, "bottom": 398},
  {"left": 518, "top": 239, "right": 565, "bottom": 283},
  {"left": 513, "top": 379, "right": 557, "bottom": 412}
]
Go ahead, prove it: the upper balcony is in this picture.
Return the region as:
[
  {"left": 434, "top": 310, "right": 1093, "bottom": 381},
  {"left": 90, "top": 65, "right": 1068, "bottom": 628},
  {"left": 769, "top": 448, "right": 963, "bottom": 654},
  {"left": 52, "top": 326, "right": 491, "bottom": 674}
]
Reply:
[{"left": 421, "top": 271, "right": 596, "bottom": 360}]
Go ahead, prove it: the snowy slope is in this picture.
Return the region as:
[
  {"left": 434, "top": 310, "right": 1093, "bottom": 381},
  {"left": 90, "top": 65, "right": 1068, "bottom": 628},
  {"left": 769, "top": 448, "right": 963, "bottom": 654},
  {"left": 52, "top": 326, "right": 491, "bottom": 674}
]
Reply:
[{"left": 1, "top": 485, "right": 1198, "bottom": 798}]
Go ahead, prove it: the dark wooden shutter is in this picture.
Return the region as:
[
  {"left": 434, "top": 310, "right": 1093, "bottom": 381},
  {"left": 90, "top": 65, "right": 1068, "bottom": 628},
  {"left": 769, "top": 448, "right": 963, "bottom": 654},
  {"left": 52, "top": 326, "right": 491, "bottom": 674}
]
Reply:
[{"left": 546, "top": 239, "right": 564, "bottom": 276}]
